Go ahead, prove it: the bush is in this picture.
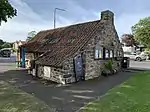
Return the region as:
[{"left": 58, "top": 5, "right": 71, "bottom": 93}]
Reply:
[{"left": 102, "top": 59, "right": 114, "bottom": 76}]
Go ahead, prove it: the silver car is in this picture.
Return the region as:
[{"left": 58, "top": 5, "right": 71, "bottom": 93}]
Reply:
[{"left": 124, "top": 52, "right": 147, "bottom": 61}]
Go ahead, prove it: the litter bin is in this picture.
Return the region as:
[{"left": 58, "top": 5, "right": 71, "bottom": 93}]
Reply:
[{"left": 121, "top": 57, "right": 130, "bottom": 68}]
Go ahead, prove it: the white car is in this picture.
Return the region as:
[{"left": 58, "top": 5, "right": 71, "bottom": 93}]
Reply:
[{"left": 124, "top": 52, "right": 147, "bottom": 61}]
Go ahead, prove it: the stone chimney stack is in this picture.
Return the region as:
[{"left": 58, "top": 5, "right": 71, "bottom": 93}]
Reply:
[{"left": 101, "top": 10, "right": 114, "bottom": 24}]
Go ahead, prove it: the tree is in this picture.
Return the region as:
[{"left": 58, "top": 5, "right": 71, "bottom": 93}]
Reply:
[
  {"left": 0, "top": 39, "right": 5, "bottom": 45},
  {"left": 1, "top": 42, "right": 11, "bottom": 48},
  {"left": 132, "top": 17, "right": 150, "bottom": 48},
  {"left": 26, "top": 31, "right": 37, "bottom": 41},
  {"left": 0, "top": 39, "right": 5, "bottom": 49},
  {"left": 121, "top": 34, "right": 137, "bottom": 46},
  {"left": 0, "top": 0, "right": 17, "bottom": 25}
]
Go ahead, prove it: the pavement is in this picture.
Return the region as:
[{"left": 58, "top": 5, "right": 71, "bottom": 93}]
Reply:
[
  {"left": 129, "top": 60, "right": 150, "bottom": 70},
  {"left": 0, "top": 55, "right": 149, "bottom": 112},
  {"left": 0, "top": 69, "right": 135, "bottom": 112}
]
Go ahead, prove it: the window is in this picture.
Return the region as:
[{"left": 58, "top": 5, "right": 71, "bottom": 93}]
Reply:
[
  {"left": 44, "top": 66, "right": 51, "bottom": 78},
  {"left": 95, "top": 44, "right": 103, "bottom": 59},
  {"left": 114, "top": 51, "right": 117, "bottom": 57},
  {"left": 105, "top": 49, "right": 110, "bottom": 58},
  {"left": 110, "top": 50, "right": 114, "bottom": 58},
  {"left": 95, "top": 49, "right": 99, "bottom": 59}
]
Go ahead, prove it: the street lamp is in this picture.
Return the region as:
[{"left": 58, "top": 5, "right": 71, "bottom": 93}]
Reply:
[{"left": 54, "top": 8, "right": 66, "bottom": 29}]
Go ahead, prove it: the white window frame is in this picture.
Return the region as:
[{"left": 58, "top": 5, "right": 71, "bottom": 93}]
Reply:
[
  {"left": 105, "top": 49, "right": 110, "bottom": 58},
  {"left": 95, "top": 45, "right": 103, "bottom": 59},
  {"left": 110, "top": 50, "right": 114, "bottom": 58}
]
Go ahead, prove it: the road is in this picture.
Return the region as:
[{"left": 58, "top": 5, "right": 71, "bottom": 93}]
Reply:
[
  {"left": 0, "top": 54, "right": 150, "bottom": 111},
  {"left": 130, "top": 60, "right": 150, "bottom": 70},
  {"left": 0, "top": 53, "right": 16, "bottom": 73},
  {"left": 0, "top": 53, "right": 150, "bottom": 72}
]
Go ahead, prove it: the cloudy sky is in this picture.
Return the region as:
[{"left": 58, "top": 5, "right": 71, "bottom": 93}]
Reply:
[{"left": 0, "top": 0, "right": 150, "bottom": 42}]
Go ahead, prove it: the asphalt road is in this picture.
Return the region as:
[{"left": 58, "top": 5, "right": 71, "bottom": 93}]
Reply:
[
  {"left": 0, "top": 54, "right": 150, "bottom": 111},
  {"left": 0, "top": 53, "right": 16, "bottom": 73},
  {"left": 130, "top": 60, "right": 150, "bottom": 70},
  {"left": 0, "top": 53, "right": 150, "bottom": 72}
]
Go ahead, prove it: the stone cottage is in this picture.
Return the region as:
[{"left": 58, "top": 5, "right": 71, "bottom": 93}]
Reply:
[{"left": 22, "top": 10, "right": 123, "bottom": 84}]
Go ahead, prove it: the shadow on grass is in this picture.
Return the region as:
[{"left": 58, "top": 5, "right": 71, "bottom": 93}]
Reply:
[{"left": 0, "top": 69, "right": 134, "bottom": 112}]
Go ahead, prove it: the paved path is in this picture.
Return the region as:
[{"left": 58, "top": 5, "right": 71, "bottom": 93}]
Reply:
[
  {"left": 0, "top": 69, "right": 135, "bottom": 112},
  {"left": 0, "top": 55, "right": 139, "bottom": 112}
]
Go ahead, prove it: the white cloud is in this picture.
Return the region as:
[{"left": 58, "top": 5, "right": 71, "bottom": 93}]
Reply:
[
  {"left": 0, "top": 0, "right": 72, "bottom": 42},
  {"left": 0, "top": 0, "right": 149, "bottom": 42}
]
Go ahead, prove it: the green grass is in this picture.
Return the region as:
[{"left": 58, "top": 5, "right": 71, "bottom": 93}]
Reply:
[
  {"left": 0, "top": 81, "right": 55, "bottom": 112},
  {"left": 81, "top": 71, "right": 150, "bottom": 112}
]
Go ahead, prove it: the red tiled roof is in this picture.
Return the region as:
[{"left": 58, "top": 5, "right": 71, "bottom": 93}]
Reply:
[
  {"left": 35, "top": 20, "right": 105, "bottom": 67},
  {"left": 22, "top": 29, "right": 60, "bottom": 52}
]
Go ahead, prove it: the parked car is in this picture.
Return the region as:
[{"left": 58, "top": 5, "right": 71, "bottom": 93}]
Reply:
[
  {"left": 142, "top": 51, "right": 150, "bottom": 60},
  {"left": 124, "top": 52, "right": 147, "bottom": 61},
  {"left": 0, "top": 49, "right": 11, "bottom": 57}
]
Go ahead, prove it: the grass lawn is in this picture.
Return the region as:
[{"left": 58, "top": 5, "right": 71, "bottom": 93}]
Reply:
[
  {"left": 0, "top": 81, "right": 54, "bottom": 112},
  {"left": 81, "top": 71, "right": 150, "bottom": 112}
]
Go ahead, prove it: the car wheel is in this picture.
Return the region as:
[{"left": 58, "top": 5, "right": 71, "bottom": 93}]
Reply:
[{"left": 136, "top": 57, "right": 142, "bottom": 61}]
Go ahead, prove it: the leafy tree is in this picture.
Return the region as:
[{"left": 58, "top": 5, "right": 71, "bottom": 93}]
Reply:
[
  {"left": 1, "top": 42, "right": 11, "bottom": 48},
  {"left": 0, "top": 0, "right": 17, "bottom": 25},
  {"left": 121, "top": 34, "right": 137, "bottom": 46},
  {"left": 132, "top": 17, "right": 150, "bottom": 48},
  {"left": 0, "top": 39, "right": 13, "bottom": 49},
  {"left": 0, "top": 39, "right": 5, "bottom": 49},
  {"left": 26, "top": 31, "right": 37, "bottom": 41},
  {"left": 0, "top": 39, "right": 5, "bottom": 45}
]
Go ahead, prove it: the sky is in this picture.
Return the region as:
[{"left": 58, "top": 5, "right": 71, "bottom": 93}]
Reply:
[{"left": 0, "top": 0, "right": 150, "bottom": 42}]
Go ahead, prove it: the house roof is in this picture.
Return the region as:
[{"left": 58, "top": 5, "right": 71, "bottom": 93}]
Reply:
[
  {"left": 34, "top": 20, "right": 105, "bottom": 67},
  {"left": 22, "top": 29, "right": 57, "bottom": 52}
]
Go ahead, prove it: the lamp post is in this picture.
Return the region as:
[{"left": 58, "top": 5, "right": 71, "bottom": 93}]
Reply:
[{"left": 54, "top": 8, "right": 66, "bottom": 29}]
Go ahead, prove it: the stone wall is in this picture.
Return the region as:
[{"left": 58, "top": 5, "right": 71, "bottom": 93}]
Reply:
[
  {"left": 83, "top": 18, "right": 123, "bottom": 80},
  {"left": 83, "top": 38, "right": 102, "bottom": 80},
  {"left": 35, "top": 11, "right": 123, "bottom": 84},
  {"left": 62, "top": 58, "right": 76, "bottom": 84},
  {"left": 37, "top": 65, "right": 68, "bottom": 84},
  {"left": 25, "top": 53, "right": 42, "bottom": 68},
  {"left": 38, "top": 21, "right": 123, "bottom": 84}
]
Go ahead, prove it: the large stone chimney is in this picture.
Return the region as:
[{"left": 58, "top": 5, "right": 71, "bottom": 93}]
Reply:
[{"left": 101, "top": 10, "right": 114, "bottom": 24}]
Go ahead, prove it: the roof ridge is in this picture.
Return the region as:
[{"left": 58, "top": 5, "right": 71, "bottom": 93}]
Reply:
[
  {"left": 39, "top": 20, "right": 100, "bottom": 33},
  {"left": 35, "top": 20, "right": 105, "bottom": 67}
]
